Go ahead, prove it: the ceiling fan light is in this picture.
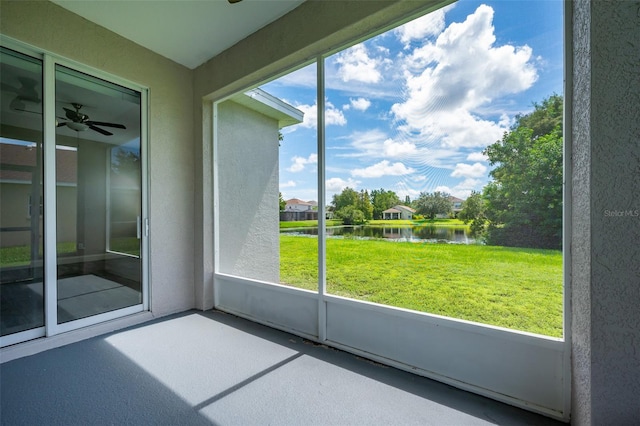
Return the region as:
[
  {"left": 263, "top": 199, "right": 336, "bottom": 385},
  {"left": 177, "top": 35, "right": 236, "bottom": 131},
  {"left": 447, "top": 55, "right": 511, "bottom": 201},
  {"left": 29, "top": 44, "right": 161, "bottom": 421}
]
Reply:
[{"left": 67, "top": 122, "right": 89, "bottom": 132}]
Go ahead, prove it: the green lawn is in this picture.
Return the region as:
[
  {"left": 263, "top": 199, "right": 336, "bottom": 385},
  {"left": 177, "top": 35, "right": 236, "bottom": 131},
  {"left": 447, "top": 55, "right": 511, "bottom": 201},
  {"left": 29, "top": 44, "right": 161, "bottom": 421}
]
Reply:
[
  {"left": 1, "top": 238, "right": 139, "bottom": 267},
  {"left": 0, "top": 242, "right": 76, "bottom": 267},
  {"left": 280, "top": 235, "right": 563, "bottom": 337}
]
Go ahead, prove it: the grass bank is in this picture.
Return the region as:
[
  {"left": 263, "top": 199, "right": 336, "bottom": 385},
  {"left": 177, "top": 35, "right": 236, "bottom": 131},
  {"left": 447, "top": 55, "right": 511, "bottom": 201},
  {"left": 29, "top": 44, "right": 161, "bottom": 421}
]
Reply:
[
  {"left": 280, "top": 235, "right": 562, "bottom": 337},
  {"left": 279, "top": 219, "right": 341, "bottom": 229}
]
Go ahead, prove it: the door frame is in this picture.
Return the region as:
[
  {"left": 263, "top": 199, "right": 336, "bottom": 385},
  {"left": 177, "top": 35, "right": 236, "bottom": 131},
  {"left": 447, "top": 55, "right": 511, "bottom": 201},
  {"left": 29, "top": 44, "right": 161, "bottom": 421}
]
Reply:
[{"left": 0, "top": 36, "right": 149, "bottom": 347}]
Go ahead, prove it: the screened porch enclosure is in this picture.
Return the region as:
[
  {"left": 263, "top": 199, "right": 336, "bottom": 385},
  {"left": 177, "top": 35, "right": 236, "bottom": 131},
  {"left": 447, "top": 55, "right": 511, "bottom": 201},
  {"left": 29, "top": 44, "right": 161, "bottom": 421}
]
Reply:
[{"left": 1, "top": 0, "right": 639, "bottom": 424}]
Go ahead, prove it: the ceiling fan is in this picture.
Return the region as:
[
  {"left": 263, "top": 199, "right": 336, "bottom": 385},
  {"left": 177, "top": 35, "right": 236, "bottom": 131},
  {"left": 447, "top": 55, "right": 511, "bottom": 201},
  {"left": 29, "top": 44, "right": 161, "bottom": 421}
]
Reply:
[
  {"left": 2, "top": 77, "right": 41, "bottom": 111},
  {"left": 57, "top": 103, "right": 126, "bottom": 136}
]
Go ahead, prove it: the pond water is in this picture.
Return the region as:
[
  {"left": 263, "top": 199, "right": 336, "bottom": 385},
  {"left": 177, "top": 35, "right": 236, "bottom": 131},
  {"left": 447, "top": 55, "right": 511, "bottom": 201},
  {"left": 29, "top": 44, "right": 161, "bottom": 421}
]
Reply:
[{"left": 281, "top": 225, "right": 474, "bottom": 244}]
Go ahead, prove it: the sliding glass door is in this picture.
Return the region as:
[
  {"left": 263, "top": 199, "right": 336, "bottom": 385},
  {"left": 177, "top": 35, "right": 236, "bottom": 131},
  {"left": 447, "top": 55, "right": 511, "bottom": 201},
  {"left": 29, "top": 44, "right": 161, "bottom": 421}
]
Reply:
[
  {"left": 0, "top": 48, "right": 45, "bottom": 340},
  {"left": 54, "top": 65, "right": 142, "bottom": 324},
  {"left": 0, "top": 45, "right": 146, "bottom": 345}
]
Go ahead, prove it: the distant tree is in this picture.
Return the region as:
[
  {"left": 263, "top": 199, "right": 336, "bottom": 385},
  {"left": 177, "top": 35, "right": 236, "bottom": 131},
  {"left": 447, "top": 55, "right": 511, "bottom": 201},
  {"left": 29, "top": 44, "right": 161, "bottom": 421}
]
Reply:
[
  {"left": 332, "top": 187, "right": 375, "bottom": 225},
  {"left": 279, "top": 192, "right": 286, "bottom": 211},
  {"left": 331, "top": 187, "right": 359, "bottom": 212},
  {"left": 336, "top": 205, "right": 366, "bottom": 225},
  {"left": 483, "top": 94, "right": 563, "bottom": 249},
  {"left": 458, "top": 191, "right": 487, "bottom": 238},
  {"left": 357, "top": 190, "right": 374, "bottom": 220},
  {"left": 404, "top": 195, "right": 411, "bottom": 205},
  {"left": 111, "top": 148, "right": 140, "bottom": 175},
  {"left": 414, "top": 191, "right": 452, "bottom": 220},
  {"left": 371, "top": 188, "right": 400, "bottom": 219}
]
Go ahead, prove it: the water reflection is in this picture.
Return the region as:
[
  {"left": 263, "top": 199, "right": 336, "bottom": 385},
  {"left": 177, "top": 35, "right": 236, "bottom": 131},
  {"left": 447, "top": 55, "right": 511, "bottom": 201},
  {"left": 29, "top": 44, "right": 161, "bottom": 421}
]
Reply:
[{"left": 281, "top": 225, "right": 474, "bottom": 244}]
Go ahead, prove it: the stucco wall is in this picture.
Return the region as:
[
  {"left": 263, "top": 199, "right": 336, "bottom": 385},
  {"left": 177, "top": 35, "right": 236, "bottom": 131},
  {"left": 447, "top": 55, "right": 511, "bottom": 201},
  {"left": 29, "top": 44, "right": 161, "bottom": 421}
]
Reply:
[
  {"left": 0, "top": 1, "right": 196, "bottom": 315},
  {"left": 587, "top": 0, "right": 640, "bottom": 422},
  {"left": 216, "top": 100, "right": 280, "bottom": 282},
  {"left": 572, "top": 0, "right": 640, "bottom": 423}
]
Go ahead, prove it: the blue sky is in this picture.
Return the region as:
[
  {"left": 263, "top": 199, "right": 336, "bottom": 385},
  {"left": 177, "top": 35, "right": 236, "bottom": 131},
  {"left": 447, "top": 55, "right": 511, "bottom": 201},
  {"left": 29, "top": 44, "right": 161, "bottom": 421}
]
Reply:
[{"left": 262, "top": 0, "right": 563, "bottom": 203}]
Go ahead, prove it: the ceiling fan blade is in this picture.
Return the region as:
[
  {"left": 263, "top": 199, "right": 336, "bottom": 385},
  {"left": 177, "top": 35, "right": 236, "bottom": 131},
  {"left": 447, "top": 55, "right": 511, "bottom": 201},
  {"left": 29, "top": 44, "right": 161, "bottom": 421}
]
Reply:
[
  {"left": 88, "top": 125, "right": 113, "bottom": 136},
  {"left": 57, "top": 121, "right": 68, "bottom": 128},
  {"left": 1, "top": 82, "right": 19, "bottom": 93},
  {"left": 87, "top": 121, "right": 126, "bottom": 129},
  {"left": 1, "top": 79, "right": 40, "bottom": 103}
]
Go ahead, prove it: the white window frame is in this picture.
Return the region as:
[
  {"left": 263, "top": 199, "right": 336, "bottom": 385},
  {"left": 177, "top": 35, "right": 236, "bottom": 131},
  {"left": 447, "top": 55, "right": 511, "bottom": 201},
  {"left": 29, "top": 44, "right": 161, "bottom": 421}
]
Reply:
[{"left": 212, "top": 2, "right": 572, "bottom": 420}]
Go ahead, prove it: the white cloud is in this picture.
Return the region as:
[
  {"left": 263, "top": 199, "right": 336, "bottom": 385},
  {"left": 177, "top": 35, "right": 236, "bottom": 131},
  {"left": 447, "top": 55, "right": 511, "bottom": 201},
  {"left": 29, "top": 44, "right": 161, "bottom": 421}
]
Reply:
[
  {"left": 434, "top": 185, "right": 452, "bottom": 194},
  {"left": 351, "top": 160, "right": 416, "bottom": 178},
  {"left": 326, "top": 104, "right": 347, "bottom": 126},
  {"left": 349, "top": 97, "right": 371, "bottom": 111},
  {"left": 336, "top": 129, "right": 465, "bottom": 170},
  {"left": 450, "top": 162, "right": 487, "bottom": 178},
  {"left": 394, "top": 182, "right": 422, "bottom": 201},
  {"left": 456, "top": 178, "right": 482, "bottom": 189},
  {"left": 279, "top": 180, "right": 296, "bottom": 188},
  {"left": 335, "top": 43, "right": 382, "bottom": 83},
  {"left": 375, "top": 45, "right": 390, "bottom": 55},
  {"left": 395, "top": 8, "right": 449, "bottom": 47},
  {"left": 392, "top": 5, "right": 538, "bottom": 149},
  {"left": 288, "top": 153, "right": 318, "bottom": 172},
  {"left": 382, "top": 138, "right": 417, "bottom": 157},
  {"left": 326, "top": 177, "right": 360, "bottom": 193},
  {"left": 450, "top": 178, "right": 484, "bottom": 199},
  {"left": 466, "top": 151, "right": 488, "bottom": 162},
  {"left": 295, "top": 101, "right": 346, "bottom": 129},
  {"left": 340, "top": 129, "right": 418, "bottom": 159},
  {"left": 435, "top": 178, "right": 485, "bottom": 199}
]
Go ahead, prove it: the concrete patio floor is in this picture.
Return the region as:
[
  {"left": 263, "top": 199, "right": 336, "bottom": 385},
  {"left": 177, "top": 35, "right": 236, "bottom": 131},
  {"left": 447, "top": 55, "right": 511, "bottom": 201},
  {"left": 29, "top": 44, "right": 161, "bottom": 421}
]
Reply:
[{"left": 1, "top": 310, "right": 565, "bottom": 425}]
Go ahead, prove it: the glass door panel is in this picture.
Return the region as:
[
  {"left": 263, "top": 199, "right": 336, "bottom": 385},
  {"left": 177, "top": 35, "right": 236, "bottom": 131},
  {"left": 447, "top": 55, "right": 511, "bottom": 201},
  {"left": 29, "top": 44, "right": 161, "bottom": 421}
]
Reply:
[
  {"left": 0, "top": 47, "right": 45, "bottom": 337},
  {"left": 55, "top": 65, "right": 142, "bottom": 324}
]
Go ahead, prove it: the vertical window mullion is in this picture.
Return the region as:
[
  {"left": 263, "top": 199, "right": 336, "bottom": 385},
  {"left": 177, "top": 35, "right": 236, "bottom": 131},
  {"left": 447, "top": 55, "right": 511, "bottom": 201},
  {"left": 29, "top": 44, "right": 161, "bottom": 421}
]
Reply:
[
  {"left": 212, "top": 102, "right": 220, "bottom": 307},
  {"left": 141, "top": 89, "right": 150, "bottom": 312},
  {"left": 42, "top": 55, "right": 58, "bottom": 336},
  {"left": 317, "top": 56, "right": 327, "bottom": 341}
]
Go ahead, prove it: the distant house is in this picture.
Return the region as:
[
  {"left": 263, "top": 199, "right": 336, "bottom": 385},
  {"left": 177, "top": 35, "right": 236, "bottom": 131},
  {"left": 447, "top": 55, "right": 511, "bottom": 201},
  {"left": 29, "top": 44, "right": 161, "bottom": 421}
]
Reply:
[
  {"left": 450, "top": 196, "right": 464, "bottom": 217},
  {"left": 434, "top": 196, "right": 466, "bottom": 219},
  {"left": 382, "top": 205, "right": 416, "bottom": 220},
  {"left": 281, "top": 198, "right": 318, "bottom": 221},
  {"left": 284, "top": 198, "right": 316, "bottom": 212}
]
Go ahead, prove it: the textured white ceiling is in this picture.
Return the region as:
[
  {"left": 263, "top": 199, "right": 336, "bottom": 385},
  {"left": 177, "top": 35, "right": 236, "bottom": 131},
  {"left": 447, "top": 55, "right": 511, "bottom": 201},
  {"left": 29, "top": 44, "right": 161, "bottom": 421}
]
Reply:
[{"left": 51, "top": 0, "right": 306, "bottom": 69}]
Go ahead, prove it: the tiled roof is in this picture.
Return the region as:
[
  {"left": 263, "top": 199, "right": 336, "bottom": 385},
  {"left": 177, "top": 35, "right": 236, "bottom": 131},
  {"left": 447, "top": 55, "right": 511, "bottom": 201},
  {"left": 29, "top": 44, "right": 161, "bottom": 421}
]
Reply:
[
  {"left": 286, "top": 198, "right": 313, "bottom": 206},
  {"left": 395, "top": 205, "right": 416, "bottom": 213}
]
